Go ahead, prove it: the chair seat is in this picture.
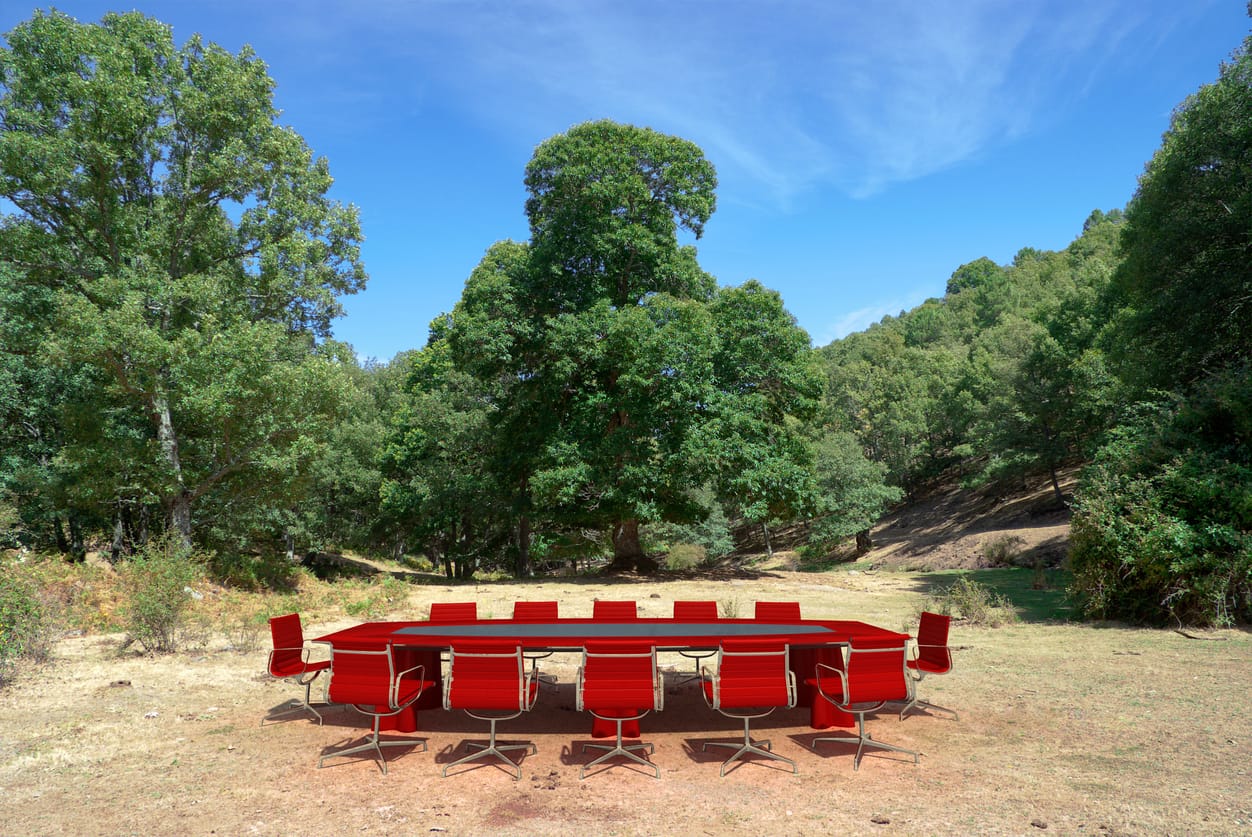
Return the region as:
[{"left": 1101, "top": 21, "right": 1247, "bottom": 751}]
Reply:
[
  {"left": 270, "top": 658, "right": 330, "bottom": 679},
  {"left": 908, "top": 658, "right": 950, "bottom": 675}
]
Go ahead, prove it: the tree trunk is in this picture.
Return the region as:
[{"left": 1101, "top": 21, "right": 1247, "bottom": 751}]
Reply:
[
  {"left": 855, "top": 529, "right": 873, "bottom": 556},
  {"left": 53, "top": 514, "right": 70, "bottom": 555},
  {"left": 610, "top": 519, "right": 656, "bottom": 573},
  {"left": 1047, "top": 460, "right": 1066, "bottom": 507},
  {"left": 762, "top": 521, "right": 773, "bottom": 559},
  {"left": 153, "top": 388, "right": 193, "bottom": 549},
  {"left": 516, "top": 515, "right": 532, "bottom": 578},
  {"left": 110, "top": 513, "right": 126, "bottom": 564},
  {"left": 67, "top": 513, "right": 85, "bottom": 562}
]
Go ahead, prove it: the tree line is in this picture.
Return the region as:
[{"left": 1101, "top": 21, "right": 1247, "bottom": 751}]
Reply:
[{"left": 1, "top": 9, "right": 1248, "bottom": 624}]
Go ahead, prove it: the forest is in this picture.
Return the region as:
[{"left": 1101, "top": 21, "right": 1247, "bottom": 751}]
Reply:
[{"left": 1, "top": 9, "right": 1249, "bottom": 627}]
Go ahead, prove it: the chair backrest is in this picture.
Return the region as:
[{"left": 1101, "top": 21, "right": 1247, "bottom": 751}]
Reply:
[
  {"left": 268, "top": 613, "right": 306, "bottom": 677},
  {"left": 429, "top": 602, "right": 478, "bottom": 622},
  {"left": 915, "top": 611, "right": 953, "bottom": 671},
  {"left": 592, "top": 600, "right": 637, "bottom": 620},
  {"left": 673, "top": 600, "right": 718, "bottom": 620},
  {"left": 712, "top": 639, "right": 794, "bottom": 709},
  {"left": 845, "top": 639, "right": 911, "bottom": 704},
  {"left": 578, "top": 641, "right": 661, "bottom": 712},
  {"left": 513, "top": 600, "right": 559, "bottom": 622},
  {"left": 444, "top": 642, "right": 529, "bottom": 712},
  {"left": 754, "top": 601, "right": 801, "bottom": 621},
  {"left": 326, "top": 644, "right": 398, "bottom": 708}
]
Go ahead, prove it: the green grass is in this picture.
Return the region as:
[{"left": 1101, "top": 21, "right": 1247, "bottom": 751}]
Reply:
[{"left": 912, "top": 567, "right": 1077, "bottom": 623}]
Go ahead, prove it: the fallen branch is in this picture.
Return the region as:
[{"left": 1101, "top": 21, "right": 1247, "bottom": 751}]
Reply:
[{"left": 1174, "top": 629, "right": 1227, "bottom": 641}]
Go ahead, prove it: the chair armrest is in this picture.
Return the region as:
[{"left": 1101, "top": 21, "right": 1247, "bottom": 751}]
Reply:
[
  {"left": 785, "top": 669, "right": 797, "bottom": 709},
  {"left": 522, "top": 670, "right": 538, "bottom": 710},
  {"left": 392, "top": 662, "right": 425, "bottom": 708},
  {"left": 267, "top": 645, "right": 317, "bottom": 677},
  {"left": 653, "top": 670, "right": 665, "bottom": 712},
  {"left": 911, "top": 643, "right": 954, "bottom": 674},
  {"left": 700, "top": 665, "right": 718, "bottom": 709},
  {"left": 814, "top": 662, "right": 849, "bottom": 705},
  {"left": 396, "top": 661, "right": 426, "bottom": 681}
]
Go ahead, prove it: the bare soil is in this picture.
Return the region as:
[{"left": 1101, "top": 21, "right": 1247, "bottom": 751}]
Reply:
[{"left": 2, "top": 478, "right": 1250, "bottom": 836}]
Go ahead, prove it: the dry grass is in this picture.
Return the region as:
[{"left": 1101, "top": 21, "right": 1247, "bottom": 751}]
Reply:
[{"left": 1, "top": 566, "right": 1250, "bottom": 836}]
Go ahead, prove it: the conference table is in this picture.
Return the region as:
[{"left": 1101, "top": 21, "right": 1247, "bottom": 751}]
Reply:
[{"left": 314, "top": 615, "right": 910, "bottom": 734}]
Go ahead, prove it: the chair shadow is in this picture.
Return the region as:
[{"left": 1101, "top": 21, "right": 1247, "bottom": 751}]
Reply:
[
  {"left": 315, "top": 735, "right": 428, "bottom": 771},
  {"left": 788, "top": 726, "right": 922, "bottom": 769},
  {"left": 289, "top": 676, "right": 839, "bottom": 774}
]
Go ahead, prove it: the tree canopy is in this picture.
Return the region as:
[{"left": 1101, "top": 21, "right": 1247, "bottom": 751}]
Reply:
[
  {"left": 435, "top": 120, "right": 821, "bottom": 572},
  {"left": 0, "top": 10, "right": 365, "bottom": 560}
]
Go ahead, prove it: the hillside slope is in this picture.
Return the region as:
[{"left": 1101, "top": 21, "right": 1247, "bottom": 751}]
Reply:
[{"left": 864, "top": 470, "right": 1074, "bottom": 571}]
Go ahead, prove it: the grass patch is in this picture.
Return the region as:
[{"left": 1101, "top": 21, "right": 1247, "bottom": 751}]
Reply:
[{"left": 914, "top": 567, "right": 1076, "bottom": 623}]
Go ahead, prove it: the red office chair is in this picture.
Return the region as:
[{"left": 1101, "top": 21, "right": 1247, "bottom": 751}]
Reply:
[
  {"left": 576, "top": 641, "right": 665, "bottom": 779},
  {"left": 592, "top": 600, "right": 637, "bottom": 620},
  {"left": 513, "top": 600, "right": 559, "bottom": 621},
  {"left": 318, "top": 643, "right": 431, "bottom": 774},
  {"left": 442, "top": 641, "right": 538, "bottom": 779},
  {"left": 430, "top": 602, "right": 478, "bottom": 665},
  {"left": 899, "top": 611, "right": 959, "bottom": 720},
  {"left": 673, "top": 600, "right": 719, "bottom": 684},
  {"left": 513, "top": 600, "right": 559, "bottom": 684},
  {"left": 810, "top": 638, "right": 919, "bottom": 770},
  {"left": 429, "top": 602, "right": 478, "bottom": 621},
  {"left": 701, "top": 639, "right": 797, "bottom": 776},
  {"left": 755, "top": 601, "right": 801, "bottom": 620},
  {"left": 264, "top": 613, "right": 332, "bottom": 725}
]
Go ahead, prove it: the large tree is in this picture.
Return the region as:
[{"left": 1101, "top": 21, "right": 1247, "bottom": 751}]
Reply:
[
  {"left": 449, "top": 121, "right": 817, "bottom": 573},
  {"left": 1109, "top": 17, "right": 1252, "bottom": 390},
  {"left": 1070, "top": 14, "right": 1252, "bottom": 625},
  {"left": 0, "top": 11, "right": 365, "bottom": 551}
]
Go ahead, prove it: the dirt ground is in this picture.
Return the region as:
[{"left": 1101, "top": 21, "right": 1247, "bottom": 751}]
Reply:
[{"left": 1, "top": 565, "right": 1250, "bottom": 837}]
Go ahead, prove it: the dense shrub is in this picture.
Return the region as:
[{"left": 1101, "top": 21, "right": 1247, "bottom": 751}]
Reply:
[
  {"left": 980, "top": 534, "right": 1025, "bottom": 567},
  {"left": 118, "top": 534, "right": 208, "bottom": 653},
  {"left": 0, "top": 561, "right": 56, "bottom": 686},
  {"left": 923, "top": 575, "right": 1018, "bottom": 627},
  {"left": 663, "top": 543, "right": 707, "bottom": 571},
  {"left": 642, "top": 496, "right": 735, "bottom": 561},
  {"left": 1070, "top": 371, "right": 1252, "bottom": 626}
]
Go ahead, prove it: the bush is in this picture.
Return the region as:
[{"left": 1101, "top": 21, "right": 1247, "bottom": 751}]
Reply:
[
  {"left": 118, "top": 534, "right": 208, "bottom": 653},
  {"left": 644, "top": 518, "right": 734, "bottom": 561},
  {"left": 664, "top": 543, "right": 707, "bottom": 571},
  {"left": 209, "top": 550, "right": 299, "bottom": 590},
  {"left": 924, "top": 575, "right": 1018, "bottom": 627},
  {"left": 1070, "top": 373, "right": 1252, "bottom": 626},
  {"left": 0, "top": 562, "right": 57, "bottom": 686},
  {"left": 980, "top": 534, "right": 1025, "bottom": 567}
]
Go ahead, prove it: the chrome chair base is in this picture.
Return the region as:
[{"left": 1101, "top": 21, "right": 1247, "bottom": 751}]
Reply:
[
  {"left": 581, "top": 725, "right": 658, "bottom": 779},
  {"left": 703, "top": 717, "right": 797, "bottom": 777},
  {"left": 319, "top": 719, "right": 427, "bottom": 775},
  {"left": 675, "top": 650, "right": 716, "bottom": 685},
  {"left": 262, "top": 679, "right": 330, "bottom": 726},
  {"left": 442, "top": 717, "right": 535, "bottom": 780},
  {"left": 813, "top": 726, "right": 919, "bottom": 771}
]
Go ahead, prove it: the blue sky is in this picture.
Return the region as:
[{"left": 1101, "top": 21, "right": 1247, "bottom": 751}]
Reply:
[{"left": 3, "top": 1, "right": 1248, "bottom": 361}]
